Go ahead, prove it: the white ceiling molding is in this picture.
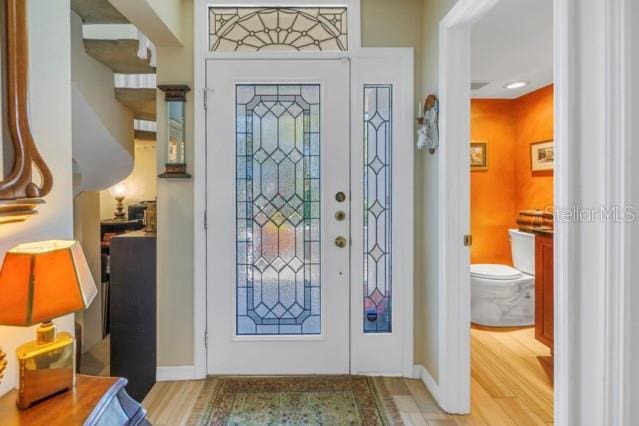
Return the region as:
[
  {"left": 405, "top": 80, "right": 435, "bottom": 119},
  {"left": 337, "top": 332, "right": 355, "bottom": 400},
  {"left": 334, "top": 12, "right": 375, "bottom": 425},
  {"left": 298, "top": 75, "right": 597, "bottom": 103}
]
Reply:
[{"left": 470, "top": 0, "right": 553, "bottom": 98}]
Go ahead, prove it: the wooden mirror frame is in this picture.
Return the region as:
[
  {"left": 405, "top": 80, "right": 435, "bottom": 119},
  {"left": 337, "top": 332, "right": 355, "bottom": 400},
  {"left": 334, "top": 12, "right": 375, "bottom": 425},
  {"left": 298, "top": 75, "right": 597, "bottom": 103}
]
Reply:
[{"left": 0, "top": 0, "right": 53, "bottom": 200}]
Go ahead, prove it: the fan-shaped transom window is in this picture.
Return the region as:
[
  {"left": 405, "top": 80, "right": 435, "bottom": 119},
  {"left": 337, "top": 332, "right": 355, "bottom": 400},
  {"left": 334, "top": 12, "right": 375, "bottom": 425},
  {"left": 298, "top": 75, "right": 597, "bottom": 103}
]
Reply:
[{"left": 209, "top": 7, "right": 348, "bottom": 52}]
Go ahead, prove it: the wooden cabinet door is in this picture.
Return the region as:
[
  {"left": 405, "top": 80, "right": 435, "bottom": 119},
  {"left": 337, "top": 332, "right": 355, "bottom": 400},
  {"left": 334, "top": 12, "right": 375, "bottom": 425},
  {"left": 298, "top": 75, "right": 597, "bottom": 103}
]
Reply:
[{"left": 535, "top": 234, "right": 554, "bottom": 350}]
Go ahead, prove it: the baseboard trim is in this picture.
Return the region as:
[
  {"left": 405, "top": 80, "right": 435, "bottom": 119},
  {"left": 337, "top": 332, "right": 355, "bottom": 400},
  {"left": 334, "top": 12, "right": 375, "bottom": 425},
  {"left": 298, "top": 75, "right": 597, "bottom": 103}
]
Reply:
[
  {"left": 156, "top": 365, "right": 197, "bottom": 381},
  {"left": 413, "top": 364, "right": 440, "bottom": 402}
]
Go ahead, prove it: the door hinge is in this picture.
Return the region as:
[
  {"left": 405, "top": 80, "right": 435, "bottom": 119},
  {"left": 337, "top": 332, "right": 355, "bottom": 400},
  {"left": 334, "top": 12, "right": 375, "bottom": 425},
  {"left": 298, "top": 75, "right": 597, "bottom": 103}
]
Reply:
[
  {"left": 464, "top": 235, "right": 473, "bottom": 247},
  {"left": 204, "top": 329, "right": 208, "bottom": 349},
  {"left": 204, "top": 210, "right": 208, "bottom": 229}
]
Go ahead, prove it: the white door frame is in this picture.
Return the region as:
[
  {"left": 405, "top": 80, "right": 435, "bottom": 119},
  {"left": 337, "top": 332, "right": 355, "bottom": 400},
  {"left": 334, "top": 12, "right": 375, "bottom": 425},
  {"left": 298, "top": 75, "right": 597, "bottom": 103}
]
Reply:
[
  {"left": 435, "top": 0, "right": 634, "bottom": 423},
  {"left": 192, "top": 0, "right": 413, "bottom": 379}
]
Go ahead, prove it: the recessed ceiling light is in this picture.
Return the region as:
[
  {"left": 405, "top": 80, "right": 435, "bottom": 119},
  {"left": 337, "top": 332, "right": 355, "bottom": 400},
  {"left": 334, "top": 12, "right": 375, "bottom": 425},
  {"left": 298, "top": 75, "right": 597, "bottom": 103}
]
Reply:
[{"left": 504, "top": 81, "right": 529, "bottom": 90}]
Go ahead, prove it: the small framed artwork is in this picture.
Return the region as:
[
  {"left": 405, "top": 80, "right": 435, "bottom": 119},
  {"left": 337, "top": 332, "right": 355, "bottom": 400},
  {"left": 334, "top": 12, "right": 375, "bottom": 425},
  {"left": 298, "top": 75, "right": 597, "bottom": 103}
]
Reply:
[
  {"left": 470, "top": 142, "right": 488, "bottom": 171},
  {"left": 531, "top": 140, "right": 554, "bottom": 172}
]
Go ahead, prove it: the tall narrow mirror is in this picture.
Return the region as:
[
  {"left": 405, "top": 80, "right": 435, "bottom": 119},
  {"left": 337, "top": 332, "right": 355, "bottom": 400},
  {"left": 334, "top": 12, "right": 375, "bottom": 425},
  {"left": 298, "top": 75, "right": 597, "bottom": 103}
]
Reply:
[{"left": 0, "top": 0, "right": 52, "bottom": 224}]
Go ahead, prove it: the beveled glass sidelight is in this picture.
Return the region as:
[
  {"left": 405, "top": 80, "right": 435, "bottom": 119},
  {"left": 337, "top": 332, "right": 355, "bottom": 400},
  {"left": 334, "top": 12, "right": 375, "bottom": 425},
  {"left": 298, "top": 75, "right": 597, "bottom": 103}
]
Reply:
[
  {"left": 158, "top": 85, "right": 191, "bottom": 178},
  {"left": 363, "top": 84, "right": 393, "bottom": 333}
]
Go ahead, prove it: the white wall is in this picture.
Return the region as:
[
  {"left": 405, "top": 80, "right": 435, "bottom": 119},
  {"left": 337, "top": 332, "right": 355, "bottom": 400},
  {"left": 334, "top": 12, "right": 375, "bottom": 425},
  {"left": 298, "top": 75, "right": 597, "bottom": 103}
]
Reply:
[
  {"left": 420, "top": 0, "right": 458, "bottom": 382},
  {"left": 73, "top": 192, "right": 103, "bottom": 353},
  {"left": 71, "top": 11, "right": 134, "bottom": 193},
  {"left": 71, "top": 12, "right": 133, "bottom": 157},
  {"left": 0, "top": 0, "right": 75, "bottom": 396},
  {"left": 628, "top": 0, "right": 639, "bottom": 419}
]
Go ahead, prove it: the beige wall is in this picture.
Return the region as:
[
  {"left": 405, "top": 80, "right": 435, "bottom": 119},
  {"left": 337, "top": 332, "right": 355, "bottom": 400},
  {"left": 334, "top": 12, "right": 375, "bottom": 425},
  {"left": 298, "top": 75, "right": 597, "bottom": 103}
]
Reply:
[
  {"left": 100, "top": 141, "right": 158, "bottom": 220},
  {"left": 418, "top": 0, "right": 458, "bottom": 383},
  {"left": 0, "top": 0, "right": 75, "bottom": 396},
  {"left": 153, "top": 0, "right": 428, "bottom": 368},
  {"left": 155, "top": 1, "right": 195, "bottom": 366},
  {"left": 147, "top": 0, "right": 185, "bottom": 42}
]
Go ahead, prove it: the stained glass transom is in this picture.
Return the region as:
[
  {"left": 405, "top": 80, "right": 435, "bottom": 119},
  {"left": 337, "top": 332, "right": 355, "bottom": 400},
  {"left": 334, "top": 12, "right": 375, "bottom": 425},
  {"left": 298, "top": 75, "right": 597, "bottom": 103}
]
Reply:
[
  {"left": 209, "top": 7, "right": 348, "bottom": 52},
  {"left": 363, "top": 85, "right": 392, "bottom": 333},
  {"left": 236, "top": 84, "right": 322, "bottom": 336}
]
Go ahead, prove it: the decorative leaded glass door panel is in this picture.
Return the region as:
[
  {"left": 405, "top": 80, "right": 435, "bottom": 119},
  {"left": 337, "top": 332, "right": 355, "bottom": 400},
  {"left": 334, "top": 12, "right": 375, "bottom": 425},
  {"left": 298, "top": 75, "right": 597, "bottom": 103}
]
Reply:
[{"left": 206, "top": 60, "right": 350, "bottom": 374}]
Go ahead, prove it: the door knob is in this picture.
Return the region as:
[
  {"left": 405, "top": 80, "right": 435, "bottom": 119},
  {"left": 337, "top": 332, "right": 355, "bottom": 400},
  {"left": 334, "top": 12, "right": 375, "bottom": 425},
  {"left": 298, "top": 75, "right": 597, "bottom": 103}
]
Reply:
[
  {"left": 335, "top": 192, "right": 346, "bottom": 202},
  {"left": 335, "top": 236, "right": 347, "bottom": 248},
  {"left": 335, "top": 210, "right": 346, "bottom": 221}
]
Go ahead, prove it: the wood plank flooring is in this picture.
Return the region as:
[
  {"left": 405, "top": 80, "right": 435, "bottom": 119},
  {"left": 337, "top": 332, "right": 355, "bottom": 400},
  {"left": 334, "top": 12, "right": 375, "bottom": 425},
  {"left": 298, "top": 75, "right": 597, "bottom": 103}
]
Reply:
[{"left": 143, "top": 327, "right": 553, "bottom": 425}]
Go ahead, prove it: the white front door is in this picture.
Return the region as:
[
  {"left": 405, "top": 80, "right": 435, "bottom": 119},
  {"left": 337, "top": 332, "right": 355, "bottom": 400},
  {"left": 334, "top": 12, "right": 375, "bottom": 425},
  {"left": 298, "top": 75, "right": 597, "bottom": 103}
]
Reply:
[{"left": 206, "top": 59, "right": 350, "bottom": 374}]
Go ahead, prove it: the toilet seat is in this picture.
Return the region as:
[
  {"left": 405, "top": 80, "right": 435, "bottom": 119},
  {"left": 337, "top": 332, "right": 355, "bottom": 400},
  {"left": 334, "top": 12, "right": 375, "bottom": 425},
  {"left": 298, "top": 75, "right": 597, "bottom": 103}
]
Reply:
[{"left": 471, "top": 264, "right": 522, "bottom": 280}]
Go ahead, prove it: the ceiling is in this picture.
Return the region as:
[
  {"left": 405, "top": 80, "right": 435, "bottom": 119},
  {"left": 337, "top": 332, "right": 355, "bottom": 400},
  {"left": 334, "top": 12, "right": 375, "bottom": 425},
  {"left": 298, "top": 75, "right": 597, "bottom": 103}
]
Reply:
[{"left": 471, "top": 0, "right": 553, "bottom": 99}]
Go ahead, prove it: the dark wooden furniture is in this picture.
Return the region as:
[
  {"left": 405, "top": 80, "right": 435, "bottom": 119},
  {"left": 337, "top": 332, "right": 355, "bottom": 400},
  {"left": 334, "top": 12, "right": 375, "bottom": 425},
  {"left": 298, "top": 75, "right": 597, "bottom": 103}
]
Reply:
[
  {"left": 110, "top": 231, "right": 157, "bottom": 402},
  {"left": 0, "top": 375, "right": 149, "bottom": 425},
  {"left": 535, "top": 231, "right": 554, "bottom": 351},
  {"left": 99, "top": 220, "right": 145, "bottom": 336},
  {"left": 100, "top": 220, "right": 145, "bottom": 255}
]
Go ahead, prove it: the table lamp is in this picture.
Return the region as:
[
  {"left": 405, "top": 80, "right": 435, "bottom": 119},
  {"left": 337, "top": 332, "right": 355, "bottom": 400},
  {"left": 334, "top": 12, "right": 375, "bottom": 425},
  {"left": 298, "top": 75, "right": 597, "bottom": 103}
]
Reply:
[
  {"left": 0, "top": 240, "right": 97, "bottom": 409},
  {"left": 109, "top": 184, "right": 128, "bottom": 220}
]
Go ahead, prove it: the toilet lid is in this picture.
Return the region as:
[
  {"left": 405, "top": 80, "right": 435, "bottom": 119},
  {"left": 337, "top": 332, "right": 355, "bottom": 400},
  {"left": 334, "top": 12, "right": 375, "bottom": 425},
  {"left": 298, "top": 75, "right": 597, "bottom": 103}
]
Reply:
[{"left": 471, "top": 264, "right": 522, "bottom": 280}]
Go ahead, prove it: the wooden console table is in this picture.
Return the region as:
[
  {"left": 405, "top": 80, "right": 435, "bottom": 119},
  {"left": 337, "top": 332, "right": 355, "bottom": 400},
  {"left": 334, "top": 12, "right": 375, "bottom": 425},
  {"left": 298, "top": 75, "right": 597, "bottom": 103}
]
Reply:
[{"left": 0, "top": 375, "right": 149, "bottom": 426}]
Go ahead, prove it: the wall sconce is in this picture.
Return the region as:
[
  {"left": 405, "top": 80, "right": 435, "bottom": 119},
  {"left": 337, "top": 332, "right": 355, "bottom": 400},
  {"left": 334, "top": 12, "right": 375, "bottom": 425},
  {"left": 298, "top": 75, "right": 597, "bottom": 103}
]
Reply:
[
  {"left": 416, "top": 94, "right": 439, "bottom": 154},
  {"left": 109, "top": 183, "right": 128, "bottom": 220},
  {"left": 158, "top": 85, "right": 191, "bottom": 178}
]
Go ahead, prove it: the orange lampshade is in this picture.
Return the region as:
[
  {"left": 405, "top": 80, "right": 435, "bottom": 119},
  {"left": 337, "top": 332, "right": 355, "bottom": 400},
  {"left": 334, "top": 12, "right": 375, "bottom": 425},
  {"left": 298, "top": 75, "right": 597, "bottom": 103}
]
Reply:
[{"left": 0, "top": 240, "right": 97, "bottom": 326}]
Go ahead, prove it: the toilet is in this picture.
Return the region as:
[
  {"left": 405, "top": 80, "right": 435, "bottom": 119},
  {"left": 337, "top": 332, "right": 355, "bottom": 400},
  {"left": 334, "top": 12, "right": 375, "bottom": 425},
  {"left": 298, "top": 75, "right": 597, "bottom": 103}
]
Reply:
[{"left": 471, "top": 229, "right": 535, "bottom": 327}]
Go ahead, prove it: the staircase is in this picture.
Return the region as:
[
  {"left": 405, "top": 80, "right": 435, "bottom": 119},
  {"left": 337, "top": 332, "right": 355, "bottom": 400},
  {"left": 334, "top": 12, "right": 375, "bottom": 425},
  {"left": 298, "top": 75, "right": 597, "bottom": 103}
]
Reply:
[{"left": 71, "top": 0, "right": 158, "bottom": 193}]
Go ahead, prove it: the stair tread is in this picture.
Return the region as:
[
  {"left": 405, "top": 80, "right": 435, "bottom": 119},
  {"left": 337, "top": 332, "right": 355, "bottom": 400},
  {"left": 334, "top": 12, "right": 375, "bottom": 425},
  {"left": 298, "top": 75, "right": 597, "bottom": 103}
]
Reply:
[
  {"left": 85, "top": 39, "right": 155, "bottom": 74},
  {"left": 135, "top": 130, "right": 157, "bottom": 142},
  {"left": 115, "top": 88, "right": 157, "bottom": 121}
]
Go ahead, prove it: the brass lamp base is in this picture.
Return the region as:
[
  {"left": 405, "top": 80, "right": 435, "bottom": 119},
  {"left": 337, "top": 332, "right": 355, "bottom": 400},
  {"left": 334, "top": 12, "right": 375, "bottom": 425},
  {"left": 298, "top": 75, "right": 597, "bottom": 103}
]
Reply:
[
  {"left": 16, "top": 321, "right": 75, "bottom": 409},
  {"left": 113, "top": 196, "right": 127, "bottom": 220}
]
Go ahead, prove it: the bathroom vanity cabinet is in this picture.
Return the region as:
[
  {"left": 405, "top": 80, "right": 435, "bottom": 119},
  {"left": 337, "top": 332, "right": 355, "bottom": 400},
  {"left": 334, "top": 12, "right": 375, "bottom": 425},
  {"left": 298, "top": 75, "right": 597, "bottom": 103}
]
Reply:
[{"left": 534, "top": 232, "right": 554, "bottom": 351}]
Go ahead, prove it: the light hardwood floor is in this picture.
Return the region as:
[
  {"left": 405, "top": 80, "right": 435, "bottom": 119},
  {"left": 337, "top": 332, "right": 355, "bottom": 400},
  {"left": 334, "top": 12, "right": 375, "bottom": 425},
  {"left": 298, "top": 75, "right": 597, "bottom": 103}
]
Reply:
[{"left": 143, "top": 327, "right": 553, "bottom": 425}]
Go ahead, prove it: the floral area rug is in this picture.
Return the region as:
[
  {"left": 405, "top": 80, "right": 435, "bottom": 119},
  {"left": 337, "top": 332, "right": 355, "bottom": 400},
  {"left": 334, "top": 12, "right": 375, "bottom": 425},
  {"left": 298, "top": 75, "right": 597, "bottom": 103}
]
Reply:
[{"left": 186, "top": 375, "right": 402, "bottom": 425}]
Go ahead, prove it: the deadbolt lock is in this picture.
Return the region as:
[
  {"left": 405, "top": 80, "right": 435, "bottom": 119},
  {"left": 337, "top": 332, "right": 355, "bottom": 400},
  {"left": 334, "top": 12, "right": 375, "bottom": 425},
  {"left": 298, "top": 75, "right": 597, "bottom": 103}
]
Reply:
[
  {"left": 335, "top": 192, "right": 346, "bottom": 202},
  {"left": 335, "top": 236, "right": 347, "bottom": 248},
  {"left": 335, "top": 210, "right": 346, "bottom": 221}
]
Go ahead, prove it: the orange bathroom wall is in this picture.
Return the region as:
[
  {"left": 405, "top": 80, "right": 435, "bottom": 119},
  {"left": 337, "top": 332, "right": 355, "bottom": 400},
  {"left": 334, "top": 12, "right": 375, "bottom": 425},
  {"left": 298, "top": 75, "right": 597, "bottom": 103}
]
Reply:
[
  {"left": 470, "top": 100, "right": 518, "bottom": 265},
  {"left": 514, "top": 85, "right": 555, "bottom": 214},
  {"left": 470, "top": 85, "right": 554, "bottom": 265}
]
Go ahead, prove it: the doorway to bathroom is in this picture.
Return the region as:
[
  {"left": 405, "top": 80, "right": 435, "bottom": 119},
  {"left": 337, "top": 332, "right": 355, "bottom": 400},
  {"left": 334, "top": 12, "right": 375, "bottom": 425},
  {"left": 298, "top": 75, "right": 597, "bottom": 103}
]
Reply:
[{"left": 467, "top": 0, "right": 555, "bottom": 422}]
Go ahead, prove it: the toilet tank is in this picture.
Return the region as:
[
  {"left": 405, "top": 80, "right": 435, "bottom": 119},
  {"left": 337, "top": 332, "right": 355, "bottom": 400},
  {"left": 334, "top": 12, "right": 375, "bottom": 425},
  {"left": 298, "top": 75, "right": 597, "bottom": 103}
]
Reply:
[{"left": 509, "top": 229, "right": 535, "bottom": 275}]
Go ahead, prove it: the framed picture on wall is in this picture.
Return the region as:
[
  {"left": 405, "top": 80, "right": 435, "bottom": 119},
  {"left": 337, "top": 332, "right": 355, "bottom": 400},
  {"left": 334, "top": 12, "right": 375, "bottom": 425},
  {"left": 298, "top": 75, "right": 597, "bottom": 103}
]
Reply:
[
  {"left": 470, "top": 142, "right": 488, "bottom": 171},
  {"left": 531, "top": 140, "right": 554, "bottom": 172}
]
